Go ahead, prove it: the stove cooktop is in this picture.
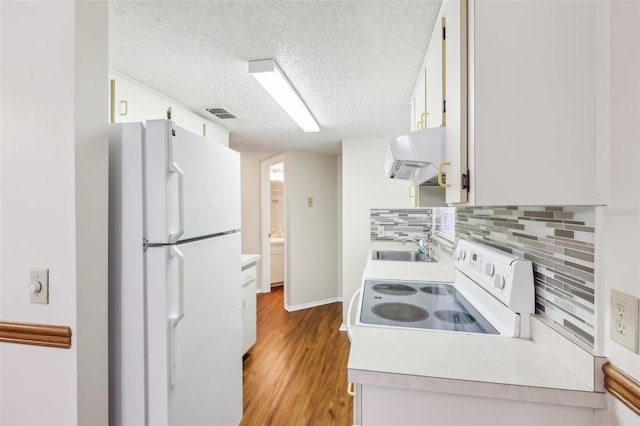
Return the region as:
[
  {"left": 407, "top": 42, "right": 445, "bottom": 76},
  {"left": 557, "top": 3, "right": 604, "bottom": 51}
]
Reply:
[{"left": 359, "top": 279, "right": 499, "bottom": 335}]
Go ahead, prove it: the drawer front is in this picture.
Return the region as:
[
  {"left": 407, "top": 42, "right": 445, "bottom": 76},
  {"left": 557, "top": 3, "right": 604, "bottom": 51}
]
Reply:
[{"left": 241, "top": 264, "right": 257, "bottom": 288}]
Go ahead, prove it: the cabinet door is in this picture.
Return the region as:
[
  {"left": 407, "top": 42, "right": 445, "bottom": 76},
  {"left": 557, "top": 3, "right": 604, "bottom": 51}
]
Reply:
[
  {"left": 270, "top": 244, "right": 284, "bottom": 284},
  {"left": 170, "top": 104, "right": 230, "bottom": 147},
  {"left": 470, "top": 0, "right": 598, "bottom": 205},
  {"left": 425, "top": 19, "right": 443, "bottom": 129},
  {"left": 413, "top": 67, "right": 427, "bottom": 130},
  {"left": 353, "top": 384, "right": 362, "bottom": 425},
  {"left": 443, "top": 0, "right": 468, "bottom": 204},
  {"left": 359, "top": 384, "right": 594, "bottom": 425},
  {"left": 409, "top": 96, "right": 416, "bottom": 133},
  {"left": 110, "top": 77, "right": 169, "bottom": 124},
  {"left": 241, "top": 280, "right": 256, "bottom": 354},
  {"left": 110, "top": 76, "right": 230, "bottom": 146}
]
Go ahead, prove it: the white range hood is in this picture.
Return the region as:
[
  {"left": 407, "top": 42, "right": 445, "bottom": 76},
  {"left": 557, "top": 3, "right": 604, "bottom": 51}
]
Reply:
[{"left": 384, "top": 127, "right": 446, "bottom": 185}]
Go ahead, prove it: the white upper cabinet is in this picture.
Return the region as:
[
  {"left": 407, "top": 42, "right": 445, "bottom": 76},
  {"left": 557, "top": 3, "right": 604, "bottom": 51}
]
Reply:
[
  {"left": 410, "top": 21, "right": 442, "bottom": 131},
  {"left": 466, "top": 0, "right": 602, "bottom": 206},
  {"left": 409, "top": 0, "right": 467, "bottom": 204},
  {"left": 109, "top": 72, "right": 230, "bottom": 147},
  {"left": 410, "top": 65, "right": 427, "bottom": 132},
  {"left": 110, "top": 74, "right": 168, "bottom": 123},
  {"left": 413, "top": 0, "right": 603, "bottom": 206},
  {"left": 442, "top": 0, "right": 468, "bottom": 204},
  {"left": 425, "top": 22, "right": 443, "bottom": 131}
]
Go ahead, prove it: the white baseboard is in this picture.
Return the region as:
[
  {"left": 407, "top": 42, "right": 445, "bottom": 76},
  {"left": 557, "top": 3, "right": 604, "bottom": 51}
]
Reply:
[
  {"left": 339, "top": 323, "right": 347, "bottom": 332},
  {"left": 284, "top": 296, "right": 343, "bottom": 312}
]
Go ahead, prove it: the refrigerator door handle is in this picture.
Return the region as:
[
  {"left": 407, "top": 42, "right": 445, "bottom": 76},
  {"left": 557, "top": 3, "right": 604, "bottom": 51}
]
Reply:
[
  {"left": 168, "top": 246, "right": 185, "bottom": 388},
  {"left": 168, "top": 147, "right": 185, "bottom": 243}
]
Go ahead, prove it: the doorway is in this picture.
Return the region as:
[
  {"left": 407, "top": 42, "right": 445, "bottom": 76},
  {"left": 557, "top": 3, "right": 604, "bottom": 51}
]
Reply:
[
  {"left": 269, "top": 162, "right": 285, "bottom": 290},
  {"left": 260, "top": 154, "right": 286, "bottom": 299}
]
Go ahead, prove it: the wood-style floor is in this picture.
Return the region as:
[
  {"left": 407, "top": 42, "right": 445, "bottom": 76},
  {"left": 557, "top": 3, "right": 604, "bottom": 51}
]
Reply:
[{"left": 240, "top": 287, "right": 353, "bottom": 426}]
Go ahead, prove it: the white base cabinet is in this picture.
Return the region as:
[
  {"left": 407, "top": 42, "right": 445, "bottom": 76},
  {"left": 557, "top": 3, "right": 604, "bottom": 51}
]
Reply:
[
  {"left": 270, "top": 242, "right": 284, "bottom": 284},
  {"left": 355, "top": 384, "right": 595, "bottom": 426},
  {"left": 241, "top": 263, "right": 257, "bottom": 354}
]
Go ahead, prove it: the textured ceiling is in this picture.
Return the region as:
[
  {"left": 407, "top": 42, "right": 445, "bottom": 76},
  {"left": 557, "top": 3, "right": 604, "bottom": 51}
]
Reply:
[{"left": 109, "top": 0, "right": 442, "bottom": 154}]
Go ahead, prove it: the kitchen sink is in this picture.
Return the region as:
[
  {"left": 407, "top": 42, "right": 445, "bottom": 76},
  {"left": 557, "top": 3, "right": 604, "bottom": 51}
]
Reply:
[{"left": 371, "top": 250, "right": 437, "bottom": 263}]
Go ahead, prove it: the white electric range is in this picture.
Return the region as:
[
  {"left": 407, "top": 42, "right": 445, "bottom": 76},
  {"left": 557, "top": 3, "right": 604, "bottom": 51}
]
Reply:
[{"left": 351, "top": 239, "right": 534, "bottom": 338}]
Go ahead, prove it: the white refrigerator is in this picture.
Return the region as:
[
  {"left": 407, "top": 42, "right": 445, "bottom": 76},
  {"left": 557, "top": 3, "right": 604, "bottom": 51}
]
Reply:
[{"left": 108, "top": 119, "right": 242, "bottom": 425}]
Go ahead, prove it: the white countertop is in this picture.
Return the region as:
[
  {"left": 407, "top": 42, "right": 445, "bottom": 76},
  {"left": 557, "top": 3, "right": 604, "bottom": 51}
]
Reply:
[
  {"left": 241, "top": 253, "right": 261, "bottom": 268},
  {"left": 348, "top": 326, "right": 605, "bottom": 408},
  {"left": 347, "top": 241, "right": 606, "bottom": 409}
]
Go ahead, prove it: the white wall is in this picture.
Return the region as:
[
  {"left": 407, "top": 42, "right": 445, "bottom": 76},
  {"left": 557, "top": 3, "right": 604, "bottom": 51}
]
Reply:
[
  {"left": 595, "top": 1, "right": 640, "bottom": 424},
  {"left": 337, "top": 155, "right": 343, "bottom": 298},
  {"left": 239, "top": 152, "right": 268, "bottom": 255},
  {"left": 0, "top": 2, "right": 108, "bottom": 425},
  {"left": 285, "top": 150, "right": 338, "bottom": 308},
  {"left": 74, "top": 3, "right": 110, "bottom": 424},
  {"left": 237, "top": 150, "right": 274, "bottom": 293},
  {"left": 341, "top": 138, "right": 412, "bottom": 324}
]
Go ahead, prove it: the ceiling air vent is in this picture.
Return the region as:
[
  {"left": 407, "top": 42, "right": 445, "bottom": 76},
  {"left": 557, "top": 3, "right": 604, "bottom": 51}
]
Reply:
[{"left": 206, "top": 107, "right": 238, "bottom": 120}]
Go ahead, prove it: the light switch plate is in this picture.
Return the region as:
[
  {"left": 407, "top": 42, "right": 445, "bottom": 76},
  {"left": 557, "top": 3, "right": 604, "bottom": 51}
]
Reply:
[
  {"left": 29, "top": 268, "right": 49, "bottom": 304},
  {"left": 610, "top": 289, "right": 639, "bottom": 353},
  {"left": 307, "top": 197, "right": 313, "bottom": 207},
  {"left": 377, "top": 226, "right": 385, "bottom": 237}
]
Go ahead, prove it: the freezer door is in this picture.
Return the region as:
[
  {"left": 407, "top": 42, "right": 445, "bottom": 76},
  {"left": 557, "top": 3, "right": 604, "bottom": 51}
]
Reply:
[
  {"left": 146, "top": 232, "right": 242, "bottom": 426},
  {"left": 145, "top": 119, "right": 240, "bottom": 244}
]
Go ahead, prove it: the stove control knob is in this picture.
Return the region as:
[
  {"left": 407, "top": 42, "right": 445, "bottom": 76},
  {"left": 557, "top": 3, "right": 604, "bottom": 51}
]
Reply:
[
  {"left": 456, "top": 250, "right": 467, "bottom": 261},
  {"left": 493, "top": 275, "right": 505, "bottom": 290},
  {"left": 484, "top": 263, "right": 495, "bottom": 277}
]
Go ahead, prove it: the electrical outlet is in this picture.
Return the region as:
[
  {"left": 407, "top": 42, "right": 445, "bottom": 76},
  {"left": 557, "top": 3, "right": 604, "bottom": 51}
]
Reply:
[
  {"left": 610, "top": 290, "right": 639, "bottom": 353},
  {"left": 377, "top": 226, "right": 385, "bottom": 238}
]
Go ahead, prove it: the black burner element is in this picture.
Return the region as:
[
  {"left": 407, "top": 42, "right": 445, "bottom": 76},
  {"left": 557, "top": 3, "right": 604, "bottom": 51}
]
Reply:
[
  {"left": 434, "top": 310, "right": 477, "bottom": 324},
  {"left": 372, "top": 283, "right": 417, "bottom": 296},
  {"left": 420, "top": 285, "right": 452, "bottom": 296},
  {"left": 372, "top": 303, "right": 429, "bottom": 322}
]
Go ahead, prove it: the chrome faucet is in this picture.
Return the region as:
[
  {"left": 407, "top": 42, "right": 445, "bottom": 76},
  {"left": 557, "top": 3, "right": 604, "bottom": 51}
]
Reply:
[{"left": 402, "top": 238, "right": 433, "bottom": 261}]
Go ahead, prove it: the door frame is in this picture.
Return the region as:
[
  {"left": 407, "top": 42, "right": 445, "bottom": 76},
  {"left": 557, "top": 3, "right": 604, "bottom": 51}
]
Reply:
[{"left": 259, "top": 153, "right": 286, "bottom": 294}]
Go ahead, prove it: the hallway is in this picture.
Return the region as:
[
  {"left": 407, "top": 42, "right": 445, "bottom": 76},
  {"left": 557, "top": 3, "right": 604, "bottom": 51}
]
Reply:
[{"left": 240, "top": 287, "right": 352, "bottom": 425}]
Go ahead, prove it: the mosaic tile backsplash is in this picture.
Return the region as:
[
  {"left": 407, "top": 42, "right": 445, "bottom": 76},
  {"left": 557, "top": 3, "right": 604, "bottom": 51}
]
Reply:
[
  {"left": 456, "top": 206, "right": 595, "bottom": 348},
  {"left": 370, "top": 209, "right": 432, "bottom": 242},
  {"left": 370, "top": 206, "right": 596, "bottom": 349}
]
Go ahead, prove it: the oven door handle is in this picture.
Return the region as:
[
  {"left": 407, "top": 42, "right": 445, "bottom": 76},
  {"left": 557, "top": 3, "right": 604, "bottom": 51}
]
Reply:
[{"left": 347, "top": 287, "right": 362, "bottom": 342}]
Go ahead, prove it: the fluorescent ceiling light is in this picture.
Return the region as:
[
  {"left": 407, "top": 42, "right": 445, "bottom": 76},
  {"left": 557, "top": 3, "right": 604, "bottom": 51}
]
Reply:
[{"left": 249, "top": 59, "right": 320, "bottom": 133}]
